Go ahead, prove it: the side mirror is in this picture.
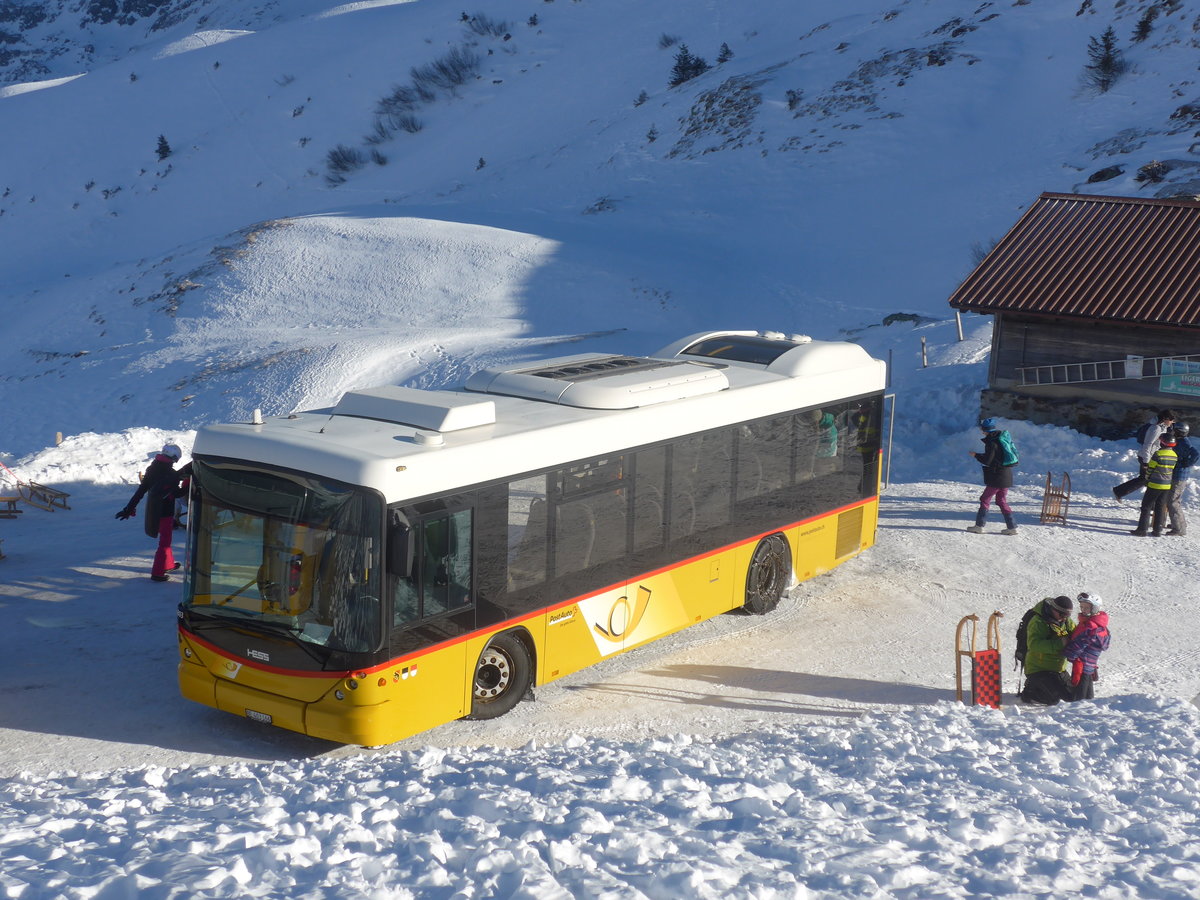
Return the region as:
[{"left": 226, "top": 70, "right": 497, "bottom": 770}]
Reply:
[{"left": 387, "top": 511, "right": 414, "bottom": 577}]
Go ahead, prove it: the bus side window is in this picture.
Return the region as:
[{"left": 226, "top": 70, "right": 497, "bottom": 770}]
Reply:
[
  {"left": 795, "top": 410, "right": 821, "bottom": 482},
  {"left": 445, "top": 508, "right": 472, "bottom": 609},
  {"left": 813, "top": 408, "right": 842, "bottom": 476},
  {"left": 693, "top": 429, "right": 733, "bottom": 532},
  {"left": 632, "top": 445, "right": 666, "bottom": 551},
  {"left": 553, "top": 497, "right": 595, "bottom": 577},
  {"left": 587, "top": 488, "right": 627, "bottom": 566},
  {"left": 394, "top": 575, "right": 420, "bottom": 626},
  {"left": 669, "top": 436, "right": 701, "bottom": 542},
  {"left": 750, "top": 416, "right": 792, "bottom": 494},
  {"left": 508, "top": 476, "right": 548, "bottom": 591},
  {"left": 736, "top": 425, "right": 764, "bottom": 501},
  {"left": 393, "top": 507, "right": 473, "bottom": 626},
  {"left": 422, "top": 509, "right": 472, "bottom": 617}
]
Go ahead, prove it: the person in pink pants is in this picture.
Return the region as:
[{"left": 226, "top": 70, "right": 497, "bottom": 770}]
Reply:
[{"left": 115, "top": 443, "right": 186, "bottom": 582}]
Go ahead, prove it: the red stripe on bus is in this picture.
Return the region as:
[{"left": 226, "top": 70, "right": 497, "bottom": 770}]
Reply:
[{"left": 180, "top": 494, "right": 878, "bottom": 680}]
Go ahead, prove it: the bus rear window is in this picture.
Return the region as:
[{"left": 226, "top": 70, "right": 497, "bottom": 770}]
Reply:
[{"left": 681, "top": 335, "right": 799, "bottom": 365}]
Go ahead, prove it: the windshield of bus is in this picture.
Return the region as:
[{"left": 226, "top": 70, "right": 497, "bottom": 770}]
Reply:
[{"left": 183, "top": 460, "right": 384, "bottom": 654}]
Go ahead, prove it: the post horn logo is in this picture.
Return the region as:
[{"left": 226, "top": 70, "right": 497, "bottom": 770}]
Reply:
[{"left": 593, "top": 586, "right": 651, "bottom": 643}]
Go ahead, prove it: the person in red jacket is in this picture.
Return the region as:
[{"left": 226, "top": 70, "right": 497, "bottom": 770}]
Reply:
[
  {"left": 1064, "top": 592, "right": 1111, "bottom": 702},
  {"left": 115, "top": 443, "right": 186, "bottom": 582}
]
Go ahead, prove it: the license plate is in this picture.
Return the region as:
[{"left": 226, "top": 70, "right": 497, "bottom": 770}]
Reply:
[{"left": 245, "top": 709, "right": 273, "bottom": 725}]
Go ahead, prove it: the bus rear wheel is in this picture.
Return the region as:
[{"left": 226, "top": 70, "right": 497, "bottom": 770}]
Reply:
[
  {"left": 470, "top": 632, "right": 532, "bottom": 719},
  {"left": 743, "top": 533, "right": 790, "bottom": 615}
]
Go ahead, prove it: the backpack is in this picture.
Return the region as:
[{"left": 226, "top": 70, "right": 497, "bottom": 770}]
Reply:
[
  {"left": 997, "top": 431, "right": 1019, "bottom": 467},
  {"left": 1176, "top": 439, "right": 1199, "bottom": 470},
  {"left": 1135, "top": 421, "right": 1153, "bottom": 444},
  {"left": 1014, "top": 606, "right": 1038, "bottom": 669}
]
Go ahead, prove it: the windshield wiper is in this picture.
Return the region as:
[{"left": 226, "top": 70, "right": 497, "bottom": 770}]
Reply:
[
  {"left": 182, "top": 609, "right": 330, "bottom": 667},
  {"left": 219, "top": 576, "right": 260, "bottom": 607}
]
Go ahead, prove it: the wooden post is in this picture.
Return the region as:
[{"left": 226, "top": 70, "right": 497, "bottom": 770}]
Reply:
[{"left": 955, "top": 310, "right": 964, "bottom": 341}]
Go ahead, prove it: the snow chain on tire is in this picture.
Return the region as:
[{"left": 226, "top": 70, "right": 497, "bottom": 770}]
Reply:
[{"left": 743, "top": 533, "right": 790, "bottom": 615}]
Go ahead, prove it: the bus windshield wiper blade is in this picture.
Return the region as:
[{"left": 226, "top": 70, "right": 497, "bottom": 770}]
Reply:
[
  {"left": 240, "top": 619, "right": 329, "bottom": 666},
  {"left": 183, "top": 610, "right": 329, "bottom": 665},
  {"left": 219, "top": 576, "right": 260, "bottom": 607},
  {"left": 183, "top": 610, "right": 253, "bottom": 629}
]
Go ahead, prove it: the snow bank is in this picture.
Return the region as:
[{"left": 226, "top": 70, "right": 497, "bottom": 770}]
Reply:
[{"left": 3, "top": 697, "right": 1197, "bottom": 899}]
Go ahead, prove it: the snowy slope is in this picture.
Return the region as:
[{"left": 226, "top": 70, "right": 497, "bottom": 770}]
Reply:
[{"left": 4, "top": 0, "right": 1200, "bottom": 455}]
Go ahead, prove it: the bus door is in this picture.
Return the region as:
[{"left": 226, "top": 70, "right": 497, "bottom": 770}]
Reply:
[
  {"left": 514, "top": 451, "right": 631, "bottom": 680},
  {"left": 540, "top": 483, "right": 630, "bottom": 678},
  {"left": 388, "top": 505, "right": 475, "bottom": 734}
]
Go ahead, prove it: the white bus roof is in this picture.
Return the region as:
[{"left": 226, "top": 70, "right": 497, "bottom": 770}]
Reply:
[{"left": 193, "top": 331, "right": 886, "bottom": 503}]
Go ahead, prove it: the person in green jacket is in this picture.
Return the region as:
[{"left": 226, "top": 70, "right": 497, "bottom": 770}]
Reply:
[{"left": 1019, "top": 595, "right": 1076, "bottom": 705}]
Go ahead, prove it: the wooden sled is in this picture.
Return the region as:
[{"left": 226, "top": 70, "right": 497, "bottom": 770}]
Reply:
[
  {"left": 1040, "top": 471, "right": 1071, "bottom": 525},
  {"left": 0, "top": 460, "right": 71, "bottom": 512},
  {"left": 955, "top": 611, "right": 1004, "bottom": 709},
  {"left": 19, "top": 481, "right": 71, "bottom": 512}
]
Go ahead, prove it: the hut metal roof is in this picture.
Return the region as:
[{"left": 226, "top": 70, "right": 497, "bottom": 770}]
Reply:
[{"left": 947, "top": 192, "right": 1200, "bottom": 327}]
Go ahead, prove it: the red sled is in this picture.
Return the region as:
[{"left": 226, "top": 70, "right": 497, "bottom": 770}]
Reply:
[{"left": 955, "top": 612, "right": 1003, "bottom": 709}]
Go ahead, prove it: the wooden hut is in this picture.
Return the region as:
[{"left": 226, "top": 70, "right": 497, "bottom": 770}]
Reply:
[{"left": 947, "top": 192, "right": 1200, "bottom": 439}]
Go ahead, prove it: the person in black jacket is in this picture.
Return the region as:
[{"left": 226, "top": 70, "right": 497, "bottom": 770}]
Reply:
[
  {"left": 966, "top": 418, "right": 1018, "bottom": 535},
  {"left": 1167, "top": 422, "right": 1196, "bottom": 537},
  {"left": 115, "top": 443, "right": 186, "bottom": 582}
]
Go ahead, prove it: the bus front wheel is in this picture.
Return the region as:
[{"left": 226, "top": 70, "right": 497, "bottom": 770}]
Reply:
[
  {"left": 470, "top": 632, "right": 532, "bottom": 719},
  {"left": 743, "top": 533, "right": 790, "bottom": 615}
]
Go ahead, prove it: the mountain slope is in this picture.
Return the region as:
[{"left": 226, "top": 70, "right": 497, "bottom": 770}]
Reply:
[{"left": 2, "top": 0, "right": 1198, "bottom": 456}]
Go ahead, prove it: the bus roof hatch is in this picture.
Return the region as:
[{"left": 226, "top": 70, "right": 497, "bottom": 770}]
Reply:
[
  {"left": 465, "top": 354, "right": 729, "bottom": 410},
  {"left": 333, "top": 385, "right": 496, "bottom": 432}
]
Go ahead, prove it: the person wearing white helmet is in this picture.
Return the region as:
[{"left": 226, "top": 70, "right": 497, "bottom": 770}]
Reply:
[
  {"left": 1064, "top": 592, "right": 1111, "bottom": 701},
  {"left": 115, "top": 442, "right": 187, "bottom": 582}
]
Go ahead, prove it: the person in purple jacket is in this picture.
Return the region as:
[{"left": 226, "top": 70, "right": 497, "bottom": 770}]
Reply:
[{"left": 1064, "top": 592, "right": 1111, "bottom": 702}]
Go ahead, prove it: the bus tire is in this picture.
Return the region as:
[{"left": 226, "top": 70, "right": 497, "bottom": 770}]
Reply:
[
  {"left": 470, "top": 632, "right": 532, "bottom": 720},
  {"left": 743, "top": 533, "right": 790, "bottom": 615}
]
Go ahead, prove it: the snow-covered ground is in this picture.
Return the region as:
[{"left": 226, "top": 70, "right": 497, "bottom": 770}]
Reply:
[
  {"left": 5, "top": 698, "right": 1199, "bottom": 898},
  {"left": 4, "top": 0, "right": 1200, "bottom": 896}
]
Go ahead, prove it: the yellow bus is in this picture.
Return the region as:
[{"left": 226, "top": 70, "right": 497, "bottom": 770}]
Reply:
[{"left": 178, "top": 330, "right": 887, "bottom": 745}]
